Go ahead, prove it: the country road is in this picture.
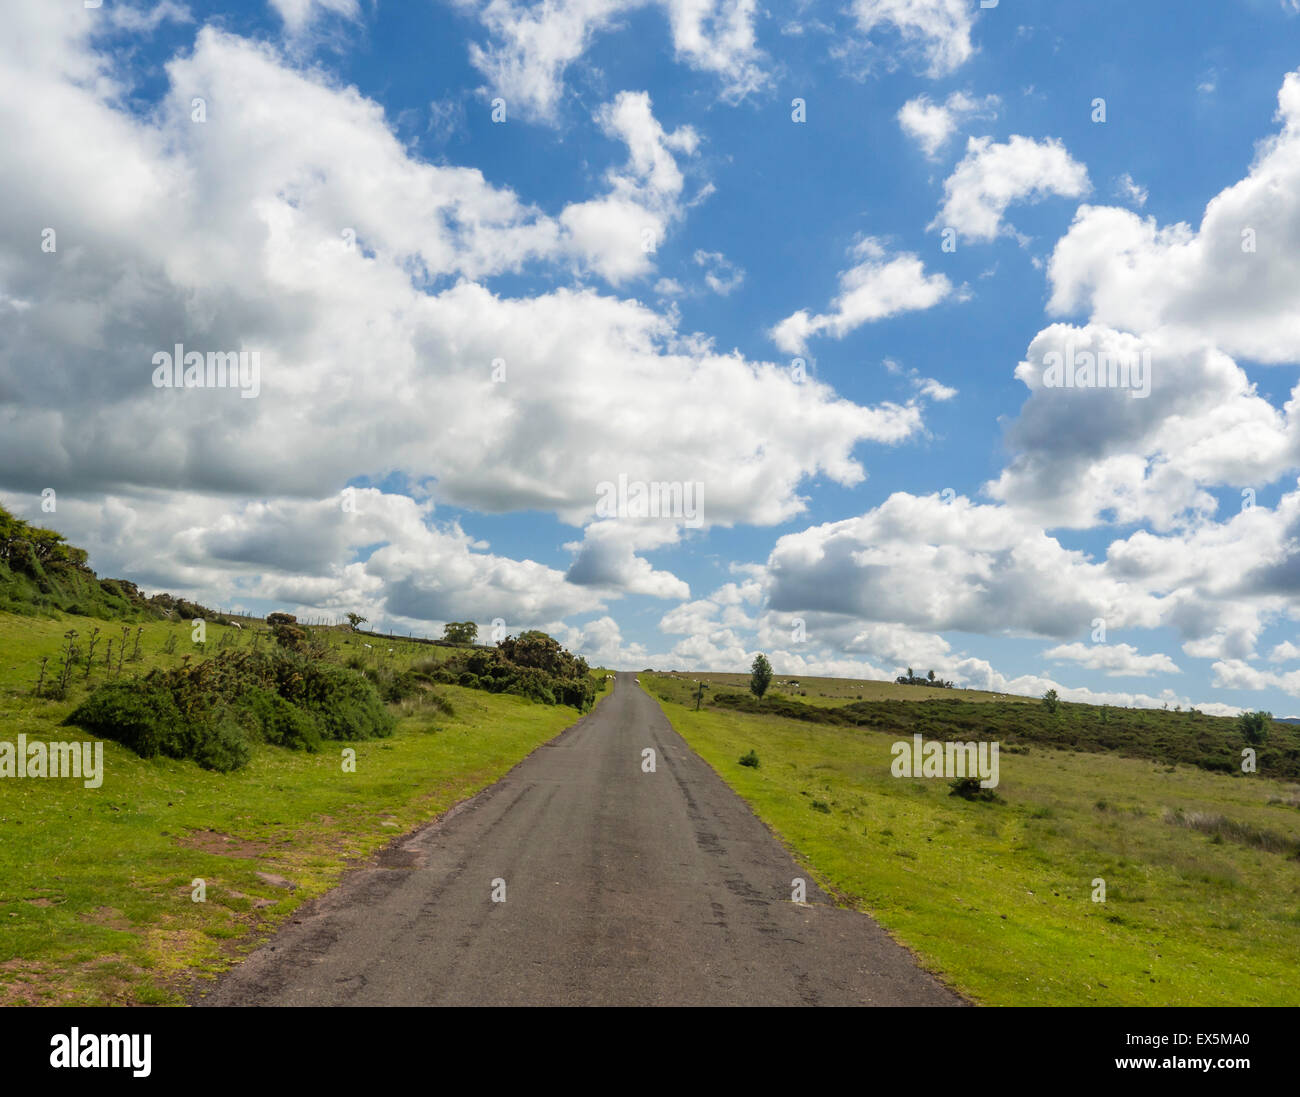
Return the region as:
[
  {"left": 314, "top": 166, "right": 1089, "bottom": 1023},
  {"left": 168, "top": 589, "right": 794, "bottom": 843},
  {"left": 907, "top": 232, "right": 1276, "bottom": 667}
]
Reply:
[{"left": 198, "top": 672, "right": 961, "bottom": 1006}]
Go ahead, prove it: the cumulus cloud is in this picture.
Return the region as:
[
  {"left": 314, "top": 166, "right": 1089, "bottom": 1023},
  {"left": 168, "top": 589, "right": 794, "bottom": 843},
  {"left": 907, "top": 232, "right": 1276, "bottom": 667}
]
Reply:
[
  {"left": 0, "top": 19, "right": 927, "bottom": 554},
  {"left": 563, "top": 520, "right": 690, "bottom": 599},
  {"left": 987, "top": 324, "right": 1300, "bottom": 529},
  {"left": 769, "top": 238, "right": 953, "bottom": 354},
  {"left": 1042, "top": 641, "right": 1181, "bottom": 677},
  {"left": 897, "top": 90, "right": 999, "bottom": 157},
  {"left": 932, "top": 135, "right": 1090, "bottom": 242},
  {"left": 1048, "top": 69, "right": 1300, "bottom": 363}
]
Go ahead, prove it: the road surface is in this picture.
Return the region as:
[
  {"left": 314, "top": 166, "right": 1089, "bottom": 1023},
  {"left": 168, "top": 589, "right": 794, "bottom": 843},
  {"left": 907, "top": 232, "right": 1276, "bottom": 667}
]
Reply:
[{"left": 199, "top": 672, "right": 960, "bottom": 1006}]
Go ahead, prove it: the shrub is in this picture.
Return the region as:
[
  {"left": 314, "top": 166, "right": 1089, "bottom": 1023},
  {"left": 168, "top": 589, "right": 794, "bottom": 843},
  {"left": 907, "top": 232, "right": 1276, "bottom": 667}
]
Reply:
[
  {"left": 294, "top": 662, "right": 394, "bottom": 741},
  {"left": 67, "top": 679, "right": 182, "bottom": 760},
  {"left": 949, "top": 776, "right": 1001, "bottom": 802},
  {"left": 739, "top": 749, "right": 760, "bottom": 768},
  {"left": 1238, "top": 710, "right": 1271, "bottom": 745},
  {"left": 67, "top": 680, "right": 250, "bottom": 772},
  {"left": 234, "top": 686, "right": 323, "bottom": 752}
]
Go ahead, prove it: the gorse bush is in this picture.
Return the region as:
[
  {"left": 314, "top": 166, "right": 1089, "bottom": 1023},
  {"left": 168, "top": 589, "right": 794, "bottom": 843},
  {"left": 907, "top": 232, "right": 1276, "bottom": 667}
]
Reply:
[
  {"left": 432, "top": 630, "right": 596, "bottom": 711},
  {"left": 67, "top": 678, "right": 252, "bottom": 773},
  {"left": 67, "top": 647, "right": 393, "bottom": 771}
]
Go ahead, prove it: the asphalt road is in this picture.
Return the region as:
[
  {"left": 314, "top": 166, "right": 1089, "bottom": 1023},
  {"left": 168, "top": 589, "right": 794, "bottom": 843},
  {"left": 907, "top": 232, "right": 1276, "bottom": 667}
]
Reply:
[{"left": 199, "top": 672, "right": 960, "bottom": 1006}]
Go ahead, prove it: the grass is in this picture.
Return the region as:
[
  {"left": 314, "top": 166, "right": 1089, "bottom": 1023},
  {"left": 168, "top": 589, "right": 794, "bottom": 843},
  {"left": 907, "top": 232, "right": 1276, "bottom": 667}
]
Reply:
[
  {"left": 646, "top": 676, "right": 1300, "bottom": 1006},
  {"left": 0, "top": 612, "right": 590, "bottom": 1005}
]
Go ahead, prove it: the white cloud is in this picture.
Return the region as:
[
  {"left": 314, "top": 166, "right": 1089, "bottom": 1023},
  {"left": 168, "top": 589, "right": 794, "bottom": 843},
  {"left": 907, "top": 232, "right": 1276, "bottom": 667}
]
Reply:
[
  {"left": 770, "top": 237, "right": 953, "bottom": 354},
  {"left": 988, "top": 324, "right": 1300, "bottom": 529},
  {"left": 269, "top": 0, "right": 360, "bottom": 35},
  {"left": 452, "top": 0, "right": 768, "bottom": 123},
  {"left": 1211, "top": 659, "right": 1300, "bottom": 698},
  {"left": 693, "top": 249, "right": 745, "bottom": 295},
  {"left": 1049, "top": 69, "right": 1300, "bottom": 364},
  {"left": 1113, "top": 171, "right": 1148, "bottom": 207},
  {"left": 1042, "top": 641, "right": 1181, "bottom": 677},
  {"left": 559, "top": 90, "right": 702, "bottom": 283},
  {"left": 932, "top": 134, "right": 1090, "bottom": 242},
  {"left": 1268, "top": 641, "right": 1300, "bottom": 663},
  {"left": 849, "top": 0, "right": 977, "bottom": 77},
  {"left": 898, "top": 90, "right": 999, "bottom": 158},
  {"left": 0, "top": 24, "right": 928, "bottom": 546},
  {"left": 563, "top": 520, "right": 690, "bottom": 599}
]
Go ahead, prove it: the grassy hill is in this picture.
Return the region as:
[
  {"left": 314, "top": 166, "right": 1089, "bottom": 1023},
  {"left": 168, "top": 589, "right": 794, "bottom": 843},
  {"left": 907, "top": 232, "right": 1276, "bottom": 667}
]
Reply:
[
  {"left": 646, "top": 675, "right": 1300, "bottom": 781},
  {"left": 648, "top": 669, "right": 1029, "bottom": 707}
]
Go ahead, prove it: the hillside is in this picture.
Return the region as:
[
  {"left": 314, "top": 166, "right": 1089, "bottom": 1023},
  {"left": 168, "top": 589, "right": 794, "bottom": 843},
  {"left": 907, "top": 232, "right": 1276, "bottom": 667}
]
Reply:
[
  {"left": 0, "top": 505, "right": 217, "bottom": 622},
  {"left": 645, "top": 674, "right": 1300, "bottom": 781}
]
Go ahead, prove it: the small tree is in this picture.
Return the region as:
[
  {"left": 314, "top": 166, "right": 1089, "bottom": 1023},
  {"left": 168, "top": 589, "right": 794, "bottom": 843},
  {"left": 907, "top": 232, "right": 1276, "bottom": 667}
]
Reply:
[
  {"left": 927, "top": 669, "right": 936, "bottom": 683},
  {"left": 1043, "top": 688, "right": 1060, "bottom": 714},
  {"left": 443, "top": 621, "right": 479, "bottom": 646},
  {"left": 750, "top": 654, "right": 773, "bottom": 702},
  {"left": 346, "top": 612, "right": 367, "bottom": 629},
  {"left": 1238, "top": 710, "right": 1271, "bottom": 745}
]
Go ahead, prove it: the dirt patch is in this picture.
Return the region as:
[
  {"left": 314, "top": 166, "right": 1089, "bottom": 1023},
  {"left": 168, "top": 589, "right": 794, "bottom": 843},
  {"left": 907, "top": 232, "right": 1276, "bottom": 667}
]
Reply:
[
  {"left": 176, "top": 829, "right": 268, "bottom": 859},
  {"left": 80, "top": 906, "right": 131, "bottom": 931}
]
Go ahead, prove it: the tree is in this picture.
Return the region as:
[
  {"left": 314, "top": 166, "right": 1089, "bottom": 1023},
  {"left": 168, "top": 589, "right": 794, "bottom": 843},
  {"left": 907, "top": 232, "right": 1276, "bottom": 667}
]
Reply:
[
  {"left": 750, "top": 654, "right": 773, "bottom": 702},
  {"left": 927, "top": 669, "right": 936, "bottom": 683},
  {"left": 1042, "top": 688, "right": 1060, "bottom": 714},
  {"left": 1238, "top": 710, "right": 1271, "bottom": 745},
  {"left": 442, "top": 621, "right": 478, "bottom": 646},
  {"left": 346, "top": 612, "right": 367, "bottom": 629}
]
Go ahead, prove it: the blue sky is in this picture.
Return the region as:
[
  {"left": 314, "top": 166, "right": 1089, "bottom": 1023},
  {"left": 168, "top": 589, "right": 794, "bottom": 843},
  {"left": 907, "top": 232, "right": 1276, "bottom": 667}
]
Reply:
[{"left": 3, "top": 0, "right": 1300, "bottom": 716}]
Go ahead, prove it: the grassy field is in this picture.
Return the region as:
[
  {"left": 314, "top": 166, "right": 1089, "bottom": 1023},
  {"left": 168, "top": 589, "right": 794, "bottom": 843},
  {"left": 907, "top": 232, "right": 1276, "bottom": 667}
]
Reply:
[
  {"left": 648, "top": 670, "right": 1033, "bottom": 708},
  {"left": 645, "top": 674, "right": 1300, "bottom": 1005},
  {"left": 0, "top": 613, "right": 595, "bottom": 1005}
]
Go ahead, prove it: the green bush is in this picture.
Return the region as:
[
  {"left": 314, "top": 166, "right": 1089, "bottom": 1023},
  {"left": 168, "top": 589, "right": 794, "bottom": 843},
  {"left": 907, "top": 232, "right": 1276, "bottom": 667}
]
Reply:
[
  {"left": 949, "top": 776, "right": 1001, "bottom": 802},
  {"left": 739, "top": 749, "right": 760, "bottom": 768},
  {"left": 294, "top": 662, "right": 394, "bottom": 741},
  {"left": 66, "top": 679, "right": 182, "bottom": 760},
  {"left": 66, "top": 680, "right": 250, "bottom": 773},
  {"left": 234, "top": 686, "right": 322, "bottom": 752}
]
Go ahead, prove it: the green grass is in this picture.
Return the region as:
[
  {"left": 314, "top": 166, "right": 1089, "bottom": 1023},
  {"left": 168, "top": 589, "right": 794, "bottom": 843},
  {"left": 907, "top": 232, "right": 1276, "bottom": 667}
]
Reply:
[
  {"left": 649, "top": 682, "right": 1300, "bottom": 1006},
  {"left": 0, "top": 612, "right": 588, "bottom": 1005}
]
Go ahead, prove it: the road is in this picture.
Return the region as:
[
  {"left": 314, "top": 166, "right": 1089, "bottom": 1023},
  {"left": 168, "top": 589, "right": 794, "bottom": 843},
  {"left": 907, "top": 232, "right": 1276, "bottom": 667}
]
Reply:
[{"left": 199, "top": 672, "right": 960, "bottom": 1006}]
